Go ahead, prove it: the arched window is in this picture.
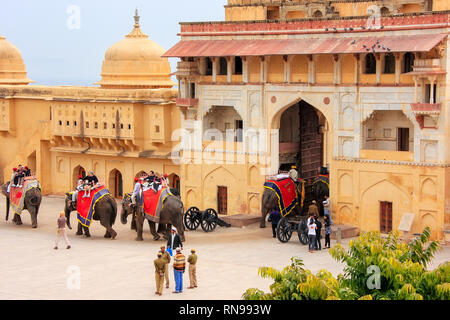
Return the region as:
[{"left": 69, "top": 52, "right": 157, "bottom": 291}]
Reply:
[
  {"left": 205, "top": 57, "right": 213, "bottom": 76},
  {"left": 364, "top": 53, "right": 376, "bottom": 74},
  {"left": 219, "top": 57, "right": 227, "bottom": 75},
  {"left": 234, "top": 56, "right": 243, "bottom": 75},
  {"left": 380, "top": 7, "right": 390, "bottom": 16},
  {"left": 313, "top": 10, "right": 323, "bottom": 18},
  {"left": 402, "top": 52, "right": 415, "bottom": 73},
  {"left": 383, "top": 53, "right": 395, "bottom": 74}
]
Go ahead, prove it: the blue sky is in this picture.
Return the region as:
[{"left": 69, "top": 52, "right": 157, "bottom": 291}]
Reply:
[{"left": 0, "top": 0, "right": 225, "bottom": 86}]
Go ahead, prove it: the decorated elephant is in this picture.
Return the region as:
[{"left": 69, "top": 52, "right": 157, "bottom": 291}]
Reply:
[
  {"left": 1, "top": 181, "right": 42, "bottom": 228},
  {"left": 64, "top": 191, "right": 118, "bottom": 239}
]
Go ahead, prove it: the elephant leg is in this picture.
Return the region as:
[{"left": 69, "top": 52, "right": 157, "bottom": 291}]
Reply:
[
  {"left": 14, "top": 214, "right": 23, "bottom": 225},
  {"left": 76, "top": 223, "right": 83, "bottom": 235},
  {"left": 82, "top": 225, "right": 91, "bottom": 238},
  {"left": 29, "top": 207, "right": 38, "bottom": 229},
  {"left": 149, "top": 222, "right": 160, "bottom": 241},
  {"left": 131, "top": 214, "right": 137, "bottom": 230},
  {"left": 99, "top": 215, "right": 117, "bottom": 240},
  {"left": 134, "top": 212, "right": 144, "bottom": 241}
]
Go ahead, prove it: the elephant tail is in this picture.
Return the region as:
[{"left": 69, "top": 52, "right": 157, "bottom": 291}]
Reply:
[{"left": 106, "top": 195, "right": 117, "bottom": 226}]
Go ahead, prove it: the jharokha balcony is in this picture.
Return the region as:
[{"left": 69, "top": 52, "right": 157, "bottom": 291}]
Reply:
[
  {"left": 410, "top": 103, "right": 441, "bottom": 129},
  {"left": 176, "top": 97, "right": 199, "bottom": 108}
]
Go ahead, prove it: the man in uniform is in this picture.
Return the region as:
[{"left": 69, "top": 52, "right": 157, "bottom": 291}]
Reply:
[
  {"left": 159, "top": 245, "right": 171, "bottom": 289},
  {"left": 154, "top": 252, "right": 166, "bottom": 296},
  {"left": 187, "top": 248, "right": 198, "bottom": 289},
  {"left": 308, "top": 200, "right": 319, "bottom": 217}
]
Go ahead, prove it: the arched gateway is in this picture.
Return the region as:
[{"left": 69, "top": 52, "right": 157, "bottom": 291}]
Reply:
[{"left": 272, "top": 99, "right": 330, "bottom": 214}]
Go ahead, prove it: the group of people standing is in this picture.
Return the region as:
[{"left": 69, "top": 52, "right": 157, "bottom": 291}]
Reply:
[
  {"left": 153, "top": 226, "right": 198, "bottom": 295},
  {"left": 7, "top": 164, "right": 32, "bottom": 192},
  {"left": 307, "top": 195, "right": 332, "bottom": 253}
]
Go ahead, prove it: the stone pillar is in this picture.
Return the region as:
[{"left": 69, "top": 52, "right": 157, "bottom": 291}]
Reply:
[
  {"left": 212, "top": 57, "right": 217, "bottom": 83},
  {"left": 354, "top": 54, "right": 360, "bottom": 85},
  {"left": 394, "top": 53, "right": 401, "bottom": 85},
  {"left": 375, "top": 53, "right": 381, "bottom": 85},
  {"left": 242, "top": 57, "right": 248, "bottom": 83},
  {"left": 308, "top": 55, "right": 315, "bottom": 84},
  {"left": 429, "top": 76, "right": 436, "bottom": 103},
  {"left": 283, "top": 55, "right": 291, "bottom": 83},
  {"left": 227, "top": 57, "right": 233, "bottom": 83},
  {"left": 333, "top": 54, "right": 341, "bottom": 85},
  {"left": 260, "top": 56, "right": 267, "bottom": 83}
]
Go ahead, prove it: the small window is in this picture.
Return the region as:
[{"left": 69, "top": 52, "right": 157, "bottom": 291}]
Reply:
[
  {"left": 120, "top": 123, "right": 124, "bottom": 129},
  {"left": 313, "top": 10, "right": 323, "bottom": 18},
  {"left": 58, "top": 120, "right": 62, "bottom": 126},
  {"left": 219, "top": 57, "right": 227, "bottom": 75},
  {"left": 66, "top": 121, "right": 70, "bottom": 126},
  {"left": 402, "top": 52, "right": 415, "bottom": 73},
  {"left": 234, "top": 57, "right": 243, "bottom": 75},
  {"left": 128, "top": 124, "right": 131, "bottom": 130},
  {"left": 112, "top": 123, "right": 115, "bottom": 129},
  {"left": 384, "top": 53, "right": 395, "bottom": 74},
  {"left": 205, "top": 57, "right": 213, "bottom": 76},
  {"left": 190, "top": 83, "right": 196, "bottom": 99},
  {"left": 103, "top": 122, "right": 107, "bottom": 129},
  {"left": 86, "top": 122, "right": 89, "bottom": 128},
  {"left": 94, "top": 122, "right": 98, "bottom": 129},
  {"left": 380, "top": 7, "right": 390, "bottom": 16},
  {"left": 155, "top": 125, "right": 160, "bottom": 133},
  {"left": 365, "top": 53, "right": 377, "bottom": 74}
]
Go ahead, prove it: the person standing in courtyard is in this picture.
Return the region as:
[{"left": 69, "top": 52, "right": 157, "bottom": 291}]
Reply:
[
  {"left": 167, "top": 226, "right": 183, "bottom": 255},
  {"left": 314, "top": 215, "right": 322, "bottom": 251},
  {"left": 307, "top": 217, "right": 317, "bottom": 253},
  {"left": 154, "top": 252, "right": 166, "bottom": 296},
  {"left": 54, "top": 212, "right": 71, "bottom": 250},
  {"left": 324, "top": 213, "right": 333, "bottom": 249},
  {"left": 268, "top": 209, "right": 282, "bottom": 238},
  {"left": 173, "top": 248, "right": 186, "bottom": 294},
  {"left": 159, "top": 245, "right": 171, "bottom": 289},
  {"left": 323, "top": 195, "right": 330, "bottom": 217},
  {"left": 308, "top": 200, "right": 319, "bottom": 217},
  {"left": 187, "top": 248, "right": 198, "bottom": 289}
]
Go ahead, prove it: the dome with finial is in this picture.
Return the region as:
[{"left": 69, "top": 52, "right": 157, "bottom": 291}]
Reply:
[
  {"left": 96, "top": 9, "right": 175, "bottom": 89},
  {"left": 0, "top": 35, "right": 33, "bottom": 85}
]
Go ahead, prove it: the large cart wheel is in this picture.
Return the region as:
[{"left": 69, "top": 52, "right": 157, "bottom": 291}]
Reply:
[
  {"left": 297, "top": 219, "right": 309, "bottom": 245},
  {"left": 184, "top": 207, "right": 201, "bottom": 230},
  {"left": 201, "top": 208, "right": 218, "bottom": 232},
  {"left": 276, "top": 217, "right": 293, "bottom": 243}
]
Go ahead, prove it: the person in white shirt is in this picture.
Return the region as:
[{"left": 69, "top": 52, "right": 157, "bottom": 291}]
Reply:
[{"left": 307, "top": 215, "right": 317, "bottom": 253}]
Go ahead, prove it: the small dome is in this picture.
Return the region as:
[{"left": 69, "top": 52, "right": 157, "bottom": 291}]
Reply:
[
  {"left": 0, "top": 36, "right": 33, "bottom": 85},
  {"left": 96, "top": 10, "right": 175, "bottom": 89}
]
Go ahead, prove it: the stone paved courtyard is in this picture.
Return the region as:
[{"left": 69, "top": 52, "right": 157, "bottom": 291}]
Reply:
[{"left": 0, "top": 195, "right": 449, "bottom": 300}]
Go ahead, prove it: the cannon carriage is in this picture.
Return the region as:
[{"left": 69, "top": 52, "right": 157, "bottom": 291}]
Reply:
[{"left": 184, "top": 206, "right": 231, "bottom": 232}]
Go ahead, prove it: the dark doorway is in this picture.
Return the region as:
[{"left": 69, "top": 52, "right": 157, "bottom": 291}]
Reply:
[
  {"left": 298, "top": 100, "right": 323, "bottom": 183},
  {"left": 235, "top": 120, "right": 243, "bottom": 142},
  {"left": 380, "top": 201, "right": 393, "bottom": 233},
  {"left": 109, "top": 169, "right": 123, "bottom": 199},
  {"left": 217, "top": 186, "right": 228, "bottom": 215},
  {"left": 397, "top": 128, "right": 409, "bottom": 151}
]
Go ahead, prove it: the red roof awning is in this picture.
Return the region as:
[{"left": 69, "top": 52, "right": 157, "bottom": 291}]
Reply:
[{"left": 163, "top": 34, "right": 447, "bottom": 57}]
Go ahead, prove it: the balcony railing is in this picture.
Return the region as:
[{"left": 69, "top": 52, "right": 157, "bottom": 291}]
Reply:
[
  {"left": 410, "top": 103, "right": 441, "bottom": 114},
  {"left": 176, "top": 61, "right": 199, "bottom": 77},
  {"left": 176, "top": 98, "right": 199, "bottom": 107},
  {"left": 412, "top": 59, "right": 444, "bottom": 74}
]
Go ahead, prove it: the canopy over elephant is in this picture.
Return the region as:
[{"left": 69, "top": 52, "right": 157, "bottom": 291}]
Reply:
[
  {"left": 260, "top": 179, "right": 304, "bottom": 228},
  {"left": 121, "top": 189, "right": 185, "bottom": 242},
  {"left": 64, "top": 192, "right": 118, "bottom": 239},
  {"left": 1, "top": 182, "right": 42, "bottom": 228}
]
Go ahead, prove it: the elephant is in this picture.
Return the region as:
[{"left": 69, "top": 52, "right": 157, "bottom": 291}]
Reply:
[
  {"left": 64, "top": 192, "right": 118, "bottom": 239},
  {"left": 312, "top": 176, "right": 329, "bottom": 217},
  {"left": 260, "top": 180, "right": 304, "bottom": 228},
  {"left": 1, "top": 182, "right": 42, "bottom": 228},
  {"left": 121, "top": 190, "right": 185, "bottom": 242}
]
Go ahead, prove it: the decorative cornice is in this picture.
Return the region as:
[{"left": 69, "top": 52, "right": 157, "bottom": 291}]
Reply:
[{"left": 333, "top": 157, "right": 450, "bottom": 167}]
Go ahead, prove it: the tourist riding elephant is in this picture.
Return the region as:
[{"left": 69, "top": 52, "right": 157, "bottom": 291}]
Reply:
[
  {"left": 260, "top": 180, "right": 304, "bottom": 228},
  {"left": 121, "top": 190, "right": 185, "bottom": 242},
  {"left": 64, "top": 193, "right": 118, "bottom": 239},
  {"left": 1, "top": 183, "right": 42, "bottom": 228}
]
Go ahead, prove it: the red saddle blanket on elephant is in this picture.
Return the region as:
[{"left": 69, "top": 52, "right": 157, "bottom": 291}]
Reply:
[
  {"left": 263, "top": 178, "right": 298, "bottom": 217},
  {"left": 142, "top": 187, "right": 172, "bottom": 223},
  {"left": 76, "top": 186, "right": 110, "bottom": 228},
  {"left": 10, "top": 178, "right": 40, "bottom": 215}
]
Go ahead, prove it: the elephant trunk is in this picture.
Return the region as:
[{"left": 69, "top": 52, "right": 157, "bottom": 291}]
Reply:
[{"left": 65, "top": 202, "right": 72, "bottom": 230}]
